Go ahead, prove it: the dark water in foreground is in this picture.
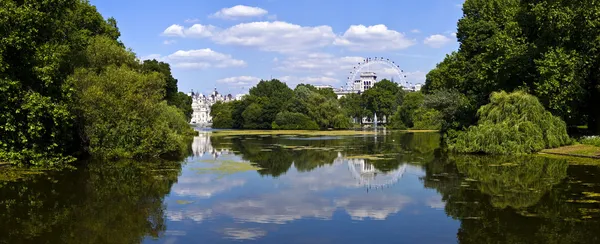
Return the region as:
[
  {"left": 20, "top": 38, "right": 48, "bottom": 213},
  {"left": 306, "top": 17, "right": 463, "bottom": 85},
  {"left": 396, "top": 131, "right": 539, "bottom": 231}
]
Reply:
[{"left": 2, "top": 131, "right": 600, "bottom": 244}]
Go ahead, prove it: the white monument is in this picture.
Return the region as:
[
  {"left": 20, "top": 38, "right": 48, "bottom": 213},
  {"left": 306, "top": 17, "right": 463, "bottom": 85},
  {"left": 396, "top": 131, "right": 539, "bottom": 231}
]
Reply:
[{"left": 189, "top": 88, "right": 237, "bottom": 125}]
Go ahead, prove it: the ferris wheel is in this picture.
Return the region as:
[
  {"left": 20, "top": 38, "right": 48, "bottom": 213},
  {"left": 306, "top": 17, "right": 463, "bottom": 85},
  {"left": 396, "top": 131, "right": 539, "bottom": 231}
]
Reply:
[
  {"left": 347, "top": 159, "right": 407, "bottom": 190},
  {"left": 346, "top": 57, "right": 412, "bottom": 91}
]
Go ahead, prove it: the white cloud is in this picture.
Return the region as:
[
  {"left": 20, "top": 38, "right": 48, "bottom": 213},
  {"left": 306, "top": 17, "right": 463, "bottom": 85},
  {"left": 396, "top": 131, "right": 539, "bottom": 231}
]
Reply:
[
  {"left": 277, "top": 53, "right": 362, "bottom": 74},
  {"left": 139, "top": 54, "right": 162, "bottom": 61},
  {"left": 166, "top": 209, "right": 212, "bottom": 222},
  {"left": 450, "top": 32, "right": 457, "bottom": 37},
  {"left": 426, "top": 195, "right": 446, "bottom": 209},
  {"left": 162, "top": 21, "right": 336, "bottom": 54},
  {"left": 217, "top": 76, "right": 262, "bottom": 87},
  {"left": 213, "top": 192, "right": 335, "bottom": 224},
  {"left": 214, "top": 21, "right": 336, "bottom": 53},
  {"left": 223, "top": 228, "right": 267, "bottom": 240},
  {"left": 404, "top": 71, "right": 427, "bottom": 84},
  {"left": 424, "top": 34, "right": 452, "bottom": 48},
  {"left": 163, "top": 39, "right": 177, "bottom": 45},
  {"left": 335, "top": 194, "right": 412, "bottom": 220},
  {"left": 211, "top": 5, "right": 268, "bottom": 20},
  {"left": 185, "top": 24, "right": 218, "bottom": 38},
  {"left": 185, "top": 18, "right": 200, "bottom": 23},
  {"left": 145, "top": 48, "right": 246, "bottom": 70},
  {"left": 172, "top": 175, "right": 246, "bottom": 198},
  {"left": 334, "top": 24, "right": 416, "bottom": 51},
  {"left": 162, "top": 24, "right": 185, "bottom": 37},
  {"left": 279, "top": 75, "right": 340, "bottom": 87},
  {"left": 162, "top": 24, "right": 218, "bottom": 38},
  {"left": 410, "top": 29, "right": 421, "bottom": 33}
]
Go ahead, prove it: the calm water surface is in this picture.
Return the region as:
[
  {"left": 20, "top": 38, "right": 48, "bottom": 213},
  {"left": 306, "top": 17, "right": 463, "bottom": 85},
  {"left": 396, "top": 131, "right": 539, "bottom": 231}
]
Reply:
[{"left": 2, "top": 131, "right": 600, "bottom": 244}]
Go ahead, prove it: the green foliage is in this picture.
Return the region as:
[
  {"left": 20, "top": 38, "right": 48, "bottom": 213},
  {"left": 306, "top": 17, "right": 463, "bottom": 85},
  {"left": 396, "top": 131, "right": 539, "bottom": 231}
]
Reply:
[
  {"left": 361, "top": 79, "right": 399, "bottom": 118},
  {"left": 450, "top": 91, "right": 571, "bottom": 154},
  {"left": 339, "top": 93, "right": 366, "bottom": 122},
  {"left": 272, "top": 112, "right": 319, "bottom": 130},
  {"left": 422, "top": 89, "right": 474, "bottom": 131},
  {"left": 242, "top": 102, "right": 266, "bottom": 129},
  {"left": 140, "top": 59, "right": 191, "bottom": 121},
  {"left": 0, "top": 1, "right": 193, "bottom": 165},
  {"left": 331, "top": 114, "right": 352, "bottom": 129},
  {"left": 70, "top": 65, "right": 191, "bottom": 159},
  {"left": 0, "top": 0, "right": 123, "bottom": 166},
  {"left": 412, "top": 108, "right": 442, "bottom": 130},
  {"left": 170, "top": 92, "right": 193, "bottom": 122},
  {"left": 424, "top": 0, "right": 600, "bottom": 132},
  {"left": 391, "top": 92, "right": 424, "bottom": 128},
  {"left": 210, "top": 101, "right": 236, "bottom": 129},
  {"left": 580, "top": 136, "right": 600, "bottom": 147},
  {"left": 212, "top": 80, "right": 351, "bottom": 130},
  {"left": 140, "top": 60, "right": 177, "bottom": 101}
]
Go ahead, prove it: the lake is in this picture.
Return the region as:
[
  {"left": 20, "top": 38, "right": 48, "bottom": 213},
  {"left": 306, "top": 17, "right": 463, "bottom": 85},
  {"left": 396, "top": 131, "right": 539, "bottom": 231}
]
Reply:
[{"left": 2, "top": 130, "right": 600, "bottom": 244}]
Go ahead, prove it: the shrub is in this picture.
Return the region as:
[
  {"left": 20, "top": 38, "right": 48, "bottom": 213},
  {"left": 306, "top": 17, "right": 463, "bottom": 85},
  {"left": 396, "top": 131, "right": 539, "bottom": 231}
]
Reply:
[
  {"left": 70, "top": 65, "right": 194, "bottom": 159},
  {"left": 392, "top": 92, "right": 424, "bottom": 128},
  {"left": 412, "top": 108, "right": 442, "bottom": 130},
  {"left": 449, "top": 91, "right": 571, "bottom": 154},
  {"left": 272, "top": 112, "right": 319, "bottom": 130},
  {"left": 580, "top": 136, "right": 600, "bottom": 147},
  {"left": 332, "top": 114, "right": 352, "bottom": 129},
  {"left": 422, "top": 89, "right": 474, "bottom": 131}
]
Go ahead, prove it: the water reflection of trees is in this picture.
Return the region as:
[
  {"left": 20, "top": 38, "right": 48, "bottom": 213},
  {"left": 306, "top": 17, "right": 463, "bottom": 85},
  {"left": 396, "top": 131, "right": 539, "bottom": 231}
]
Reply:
[
  {"left": 0, "top": 160, "right": 182, "bottom": 243},
  {"left": 208, "top": 132, "right": 441, "bottom": 176},
  {"left": 423, "top": 154, "right": 600, "bottom": 244}
]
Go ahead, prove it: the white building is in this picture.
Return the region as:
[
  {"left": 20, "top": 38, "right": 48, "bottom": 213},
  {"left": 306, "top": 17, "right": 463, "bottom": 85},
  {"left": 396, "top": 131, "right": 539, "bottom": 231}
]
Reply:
[
  {"left": 191, "top": 132, "right": 231, "bottom": 158},
  {"left": 354, "top": 71, "right": 378, "bottom": 92},
  {"left": 314, "top": 85, "right": 334, "bottom": 90},
  {"left": 189, "top": 88, "right": 235, "bottom": 125}
]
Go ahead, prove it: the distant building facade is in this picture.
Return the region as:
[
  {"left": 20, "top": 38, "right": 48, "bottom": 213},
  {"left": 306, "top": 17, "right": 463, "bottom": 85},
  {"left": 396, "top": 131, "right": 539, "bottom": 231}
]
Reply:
[
  {"left": 189, "top": 88, "right": 241, "bottom": 125},
  {"left": 334, "top": 71, "right": 421, "bottom": 99}
]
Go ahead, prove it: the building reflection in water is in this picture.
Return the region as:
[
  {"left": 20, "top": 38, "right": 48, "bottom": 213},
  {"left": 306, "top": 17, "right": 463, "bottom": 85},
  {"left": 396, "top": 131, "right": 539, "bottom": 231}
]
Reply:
[
  {"left": 191, "top": 133, "right": 408, "bottom": 191},
  {"left": 191, "top": 132, "right": 230, "bottom": 159},
  {"left": 334, "top": 152, "right": 407, "bottom": 192}
]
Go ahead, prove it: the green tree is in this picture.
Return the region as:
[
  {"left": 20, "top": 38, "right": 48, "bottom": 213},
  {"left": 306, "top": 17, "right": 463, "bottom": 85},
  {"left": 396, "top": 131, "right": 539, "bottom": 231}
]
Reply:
[
  {"left": 425, "top": 0, "right": 600, "bottom": 133},
  {"left": 339, "top": 93, "right": 366, "bottom": 124},
  {"left": 242, "top": 102, "right": 266, "bottom": 129},
  {"left": 361, "top": 79, "right": 399, "bottom": 119},
  {"left": 211, "top": 101, "right": 235, "bottom": 129},
  {"left": 391, "top": 92, "right": 424, "bottom": 128},
  {"left": 70, "top": 64, "right": 192, "bottom": 159},
  {"left": 272, "top": 112, "right": 319, "bottom": 130},
  {"left": 170, "top": 92, "right": 193, "bottom": 121},
  {"left": 449, "top": 91, "right": 571, "bottom": 154},
  {"left": 248, "top": 79, "right": 294, "bottom": 128},
  {"left": 0, "top": 0, "right": 122, "bottom": 166},
  {"left": 412, "top": 108, "right": 442, "bottom": 130},
  {"left": 422, "top": 89, "right": 474, "bottom": 132},
  {"left": 140, "top": 59, "right": 192, "bottom": 121}
]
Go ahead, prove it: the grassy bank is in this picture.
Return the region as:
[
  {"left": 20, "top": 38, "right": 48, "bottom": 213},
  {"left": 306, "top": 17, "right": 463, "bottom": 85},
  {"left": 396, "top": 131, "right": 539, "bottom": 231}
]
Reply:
[
  {"left": 538, "top": 144, "right": 600, "bottom": 165},
  {"left": 396, "top": 129, "right": 440, "bottom": 133},
  {"left": 541, "top": 144, "right": 600, "bottom": 159}
]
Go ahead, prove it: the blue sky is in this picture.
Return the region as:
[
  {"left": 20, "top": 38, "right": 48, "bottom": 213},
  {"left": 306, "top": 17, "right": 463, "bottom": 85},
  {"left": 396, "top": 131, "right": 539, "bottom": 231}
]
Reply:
[{"left": 91, "top": 0, "right": 463, "bottom": 95}]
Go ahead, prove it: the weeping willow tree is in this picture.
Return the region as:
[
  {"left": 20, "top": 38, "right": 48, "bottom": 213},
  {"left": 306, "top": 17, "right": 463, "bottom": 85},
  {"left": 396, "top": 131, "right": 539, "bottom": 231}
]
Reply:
[{"left": 450, "top": 91, "right": 571, "bottom": 154}]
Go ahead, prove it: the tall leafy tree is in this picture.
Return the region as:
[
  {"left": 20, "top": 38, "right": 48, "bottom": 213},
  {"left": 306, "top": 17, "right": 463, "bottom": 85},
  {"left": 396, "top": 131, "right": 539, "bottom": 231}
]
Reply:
[
  {"left": 425, "top": 0, "right": 600, "bottom": 133},
  {"left": 339, "top": 93, "right": 366, "bottom": 123},
  {"left": 0, "top": 0, "right": 121, "bottom": 166}
]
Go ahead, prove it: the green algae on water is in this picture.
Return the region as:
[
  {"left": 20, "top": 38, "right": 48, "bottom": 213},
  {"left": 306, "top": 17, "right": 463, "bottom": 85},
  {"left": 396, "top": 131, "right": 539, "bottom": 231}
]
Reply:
[{"left": 194, "top": 160, "right": 262, "bottom": 175}]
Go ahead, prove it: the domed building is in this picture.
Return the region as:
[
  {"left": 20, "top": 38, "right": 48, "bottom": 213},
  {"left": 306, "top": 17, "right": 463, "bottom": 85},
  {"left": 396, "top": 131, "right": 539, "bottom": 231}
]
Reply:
[{"left": 189, "top": 88, "right": 238, "bottom": 126}]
